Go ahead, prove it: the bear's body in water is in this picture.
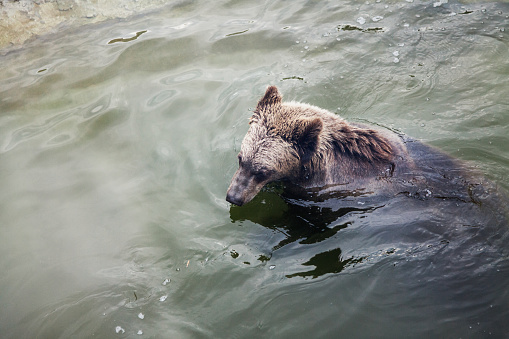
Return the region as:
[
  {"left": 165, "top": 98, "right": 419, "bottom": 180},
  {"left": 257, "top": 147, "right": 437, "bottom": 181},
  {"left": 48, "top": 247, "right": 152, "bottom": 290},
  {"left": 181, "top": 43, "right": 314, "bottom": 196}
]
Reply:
[{"left": 226, "top": 85, "right": 485, "bottom": 206}]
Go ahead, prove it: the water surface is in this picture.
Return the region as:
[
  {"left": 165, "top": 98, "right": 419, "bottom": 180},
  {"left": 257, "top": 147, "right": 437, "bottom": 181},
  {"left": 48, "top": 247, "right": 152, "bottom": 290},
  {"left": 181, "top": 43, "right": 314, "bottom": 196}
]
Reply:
[{"left": 1, "top": 1, "right": 509, "bottom": 338}]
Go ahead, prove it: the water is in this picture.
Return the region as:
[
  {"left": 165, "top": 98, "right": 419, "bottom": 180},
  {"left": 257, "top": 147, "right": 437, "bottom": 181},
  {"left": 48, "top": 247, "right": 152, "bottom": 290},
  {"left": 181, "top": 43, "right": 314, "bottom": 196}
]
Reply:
[{"left": 1, "top": 0, "right": 509, "bottom": 337}]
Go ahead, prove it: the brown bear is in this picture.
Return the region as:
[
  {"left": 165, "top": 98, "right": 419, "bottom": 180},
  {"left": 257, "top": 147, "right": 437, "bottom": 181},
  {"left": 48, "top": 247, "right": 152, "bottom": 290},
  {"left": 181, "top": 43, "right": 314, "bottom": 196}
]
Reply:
[
  {"left": 225, "top": 85, "right": 425, "bottom": 206},
  {"left": 232, "top": 86, "right": 498, "bottom": 206}
]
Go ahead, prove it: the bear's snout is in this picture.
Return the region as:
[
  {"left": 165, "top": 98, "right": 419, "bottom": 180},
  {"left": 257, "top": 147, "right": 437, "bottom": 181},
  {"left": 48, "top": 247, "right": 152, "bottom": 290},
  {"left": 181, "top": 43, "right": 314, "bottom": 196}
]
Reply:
[
  {"left": 226, "top": 168, "right": 251, "bottom": 206},
  {"left": 226, "top": 189, "right": 244, "bottom": 206},
  {"left": 226, "top": 167, "right": 266, "bottom": 206}
]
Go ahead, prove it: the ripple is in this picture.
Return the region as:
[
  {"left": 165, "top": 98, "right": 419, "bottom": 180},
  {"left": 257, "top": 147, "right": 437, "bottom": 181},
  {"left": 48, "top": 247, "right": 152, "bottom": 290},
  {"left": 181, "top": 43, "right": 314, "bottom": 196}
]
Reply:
[
  {"left": 46, "top": 133, "right": 73, "bottom": 146},
  {"left": 146, "top": 89, "right": 177, "bottom": 107},
  {"left": 82, "top": 94, "right": 112, "bottom": 120},
  {"left": 160, "top": 69, "right": 202, "bottom": 85},
  {"left": 3, "top": 109, "right": 77, "bottom": 152}
]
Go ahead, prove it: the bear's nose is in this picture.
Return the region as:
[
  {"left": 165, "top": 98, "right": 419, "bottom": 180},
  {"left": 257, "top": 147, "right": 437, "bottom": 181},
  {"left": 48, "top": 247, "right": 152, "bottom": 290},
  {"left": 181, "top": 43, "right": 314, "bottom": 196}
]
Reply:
[{"left": 226, "top": 191, "right": 244, "bottom": 206}]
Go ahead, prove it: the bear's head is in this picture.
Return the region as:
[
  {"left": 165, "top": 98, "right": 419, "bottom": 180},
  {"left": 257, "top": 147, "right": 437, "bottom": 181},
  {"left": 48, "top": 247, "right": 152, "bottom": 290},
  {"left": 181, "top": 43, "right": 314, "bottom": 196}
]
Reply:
[{"left": 226, "top": 86, "right": 323, "bottom": 206}]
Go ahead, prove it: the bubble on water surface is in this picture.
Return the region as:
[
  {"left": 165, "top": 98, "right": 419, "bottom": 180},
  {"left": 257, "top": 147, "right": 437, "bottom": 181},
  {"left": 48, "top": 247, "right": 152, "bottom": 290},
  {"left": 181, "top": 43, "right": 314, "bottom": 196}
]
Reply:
[
  {"left": 357, "top": 17, "right": 366, "bottom": 25},
  {"left": 138, "top": 312, "right": 145, "bottom": 319},
  {"left": 115, "top": 326, "right": 125, "bottom": 334},
  {"left": 159, "top": 295, "right": 167, "bottom": 302},
  {"left": 269, "top": 265, "right": 276, "bottom": 270},
  {"left": 162, "top": 278, "right": 170, "bottom": 285},
  {"left": 372, "top": 16, "right": 383, "bottom": 22},
  {"left": 138, "top": 330, "right": 143, "bottom": 335}
]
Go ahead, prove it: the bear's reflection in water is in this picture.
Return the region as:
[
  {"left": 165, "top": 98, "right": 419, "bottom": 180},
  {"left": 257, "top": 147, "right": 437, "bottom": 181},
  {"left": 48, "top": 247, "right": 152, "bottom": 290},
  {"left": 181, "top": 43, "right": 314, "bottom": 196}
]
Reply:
[
  {"left": 229, "top": 137, "right": 509, "bottom": 280},
  {"left": 230, "top": 187, "right": 376, "bottom": 279}
]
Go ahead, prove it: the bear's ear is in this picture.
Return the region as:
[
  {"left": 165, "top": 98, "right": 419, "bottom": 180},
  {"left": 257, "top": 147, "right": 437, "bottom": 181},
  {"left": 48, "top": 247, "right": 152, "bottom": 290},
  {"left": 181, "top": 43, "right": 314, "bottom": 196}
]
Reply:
[
  {"left": 293, "top": 117, "right": 323, "bottom": 163},
  {"left": 256, "top": 86, "right": 282, "bottom": 111}
]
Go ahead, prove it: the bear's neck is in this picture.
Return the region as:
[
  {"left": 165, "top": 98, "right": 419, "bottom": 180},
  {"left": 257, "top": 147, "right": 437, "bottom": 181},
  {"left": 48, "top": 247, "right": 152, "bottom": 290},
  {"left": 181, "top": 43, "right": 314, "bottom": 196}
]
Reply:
[{"left": 300, "top": 121, "right": 395, "bottom": 187}]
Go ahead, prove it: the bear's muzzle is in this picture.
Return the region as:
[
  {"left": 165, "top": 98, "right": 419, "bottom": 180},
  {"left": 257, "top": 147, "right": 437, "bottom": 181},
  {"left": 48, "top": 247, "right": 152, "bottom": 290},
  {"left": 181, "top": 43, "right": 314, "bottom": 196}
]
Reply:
[{"left": 226, "top": 166, "right": 267, "bottom": 206}]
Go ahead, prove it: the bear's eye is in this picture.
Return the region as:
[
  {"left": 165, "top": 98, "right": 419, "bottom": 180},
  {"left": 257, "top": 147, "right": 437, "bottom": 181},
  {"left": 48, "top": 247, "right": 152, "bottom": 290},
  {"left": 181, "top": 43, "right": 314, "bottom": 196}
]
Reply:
[
  {"left": 237, "top": 154, "right": 243, "bottom": 165},
  {"left": 254, "top": 168, "right": 273, "bottom": 181}
]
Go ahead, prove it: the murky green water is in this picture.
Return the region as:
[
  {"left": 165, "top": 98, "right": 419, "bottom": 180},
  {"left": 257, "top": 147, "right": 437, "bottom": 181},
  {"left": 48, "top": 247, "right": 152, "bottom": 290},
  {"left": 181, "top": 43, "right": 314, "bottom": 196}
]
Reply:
[{"left": 1, "top": 1, "right": 509, "bottom": 338}]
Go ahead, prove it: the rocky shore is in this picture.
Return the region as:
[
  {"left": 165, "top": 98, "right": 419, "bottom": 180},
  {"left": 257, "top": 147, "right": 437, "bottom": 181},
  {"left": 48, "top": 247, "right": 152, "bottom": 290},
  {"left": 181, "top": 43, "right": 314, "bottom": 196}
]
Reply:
[{"left": 0, "top": 0, "right": 170, "bottom": 49}]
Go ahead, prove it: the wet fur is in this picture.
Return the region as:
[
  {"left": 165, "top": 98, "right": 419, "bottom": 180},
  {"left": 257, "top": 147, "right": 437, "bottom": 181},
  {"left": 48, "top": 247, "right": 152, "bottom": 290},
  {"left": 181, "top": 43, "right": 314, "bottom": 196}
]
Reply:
[{"left": 226, "top": 86, "right": 413, "bottom": 206}]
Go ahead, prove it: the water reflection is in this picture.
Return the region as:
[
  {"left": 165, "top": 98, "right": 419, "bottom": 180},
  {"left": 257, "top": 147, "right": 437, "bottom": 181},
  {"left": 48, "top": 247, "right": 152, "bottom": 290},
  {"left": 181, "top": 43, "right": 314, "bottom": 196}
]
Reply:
[
  {"left": 229, "top": 184, "right": 386, "bottom": 278},
  {"left": 286, "top": 247, "right": 366, "bottom": 279},
  {"left": 107, "top": 30, "right": 148, "bottom": 44}
]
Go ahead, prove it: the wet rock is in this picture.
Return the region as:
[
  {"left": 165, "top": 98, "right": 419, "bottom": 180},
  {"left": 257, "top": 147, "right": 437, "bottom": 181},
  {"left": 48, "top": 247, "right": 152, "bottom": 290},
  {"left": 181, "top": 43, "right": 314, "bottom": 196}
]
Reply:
[
  {"left": 57, "top": 0, "right": 74, "bottom": 11},
  {"left": 0, "top": 0, "right": 170, "bottom": 50}
]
